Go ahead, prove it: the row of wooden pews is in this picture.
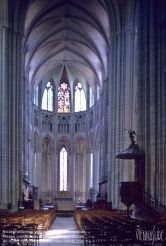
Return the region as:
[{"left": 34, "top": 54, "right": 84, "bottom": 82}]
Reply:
[
  {"left": 74, "top": 210, "right": 166, "bottom": 246},
  {"left": 0, "top": 209, "right": 56, "bottom": 245}
]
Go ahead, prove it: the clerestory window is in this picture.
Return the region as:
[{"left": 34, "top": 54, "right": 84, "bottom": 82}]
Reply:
[
  {"left": 74, "top": 82, "right": 86, "bottom": 112},
  {"left": 42, "top": 82, "right": 53, "bottom": 111},
  {"left": 58, "top": 82, "right": 70, "bottom": 113}
]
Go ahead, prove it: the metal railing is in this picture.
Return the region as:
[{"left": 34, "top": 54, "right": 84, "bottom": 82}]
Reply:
[{"left": 131, "top": 187, "right": 166, "bottom": 216}]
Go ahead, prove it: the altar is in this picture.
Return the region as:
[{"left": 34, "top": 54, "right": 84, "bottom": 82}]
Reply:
[
  {"left": 55, "top": 191, "right": 75, "bottom": 212},
  {"left": 55, "top": 201, "right": 76, "bottom": 212}
]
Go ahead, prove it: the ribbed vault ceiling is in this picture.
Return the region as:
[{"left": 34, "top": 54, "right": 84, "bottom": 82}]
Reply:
[{"left": 24, "top": 0, "right": 110, "bottom": 91}]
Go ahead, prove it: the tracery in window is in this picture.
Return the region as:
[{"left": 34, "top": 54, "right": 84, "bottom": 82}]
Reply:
[
  {"left": 75, "top": 82, "right": 86, "bottom": 112},
  {"left": 34, "top": 85, "right": 39, "bottom": 107},
  {"left": 60, "top": 147, "right": 67, "bottom": 191},
  {"left": 58, "top": 82, "right": 70, "bottom": 113},
  {"left": 42, "top": 82, "right": 53, "bottom": 111},
  {"left": 89, "top": 86, "right": 94, "bottom": 108}
]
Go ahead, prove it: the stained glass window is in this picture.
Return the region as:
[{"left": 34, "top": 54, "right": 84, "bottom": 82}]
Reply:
[
  {"left": 89, "top": 86, "right": 94, "bottom": 108},
  {"left": 60, "top": 147, "right": 67, "bottom": 191},
  {"left": 42, "top": 82, "right": 53, "bottom": 111},
  {"left": 75, "top": 82, "right": 86, "bottom": 112},
  {"left": 58, "top": 82, "right": 70, "bottom": 113},
  {"left": 34, "top": 85, "right": 39, "bottom": 107}
]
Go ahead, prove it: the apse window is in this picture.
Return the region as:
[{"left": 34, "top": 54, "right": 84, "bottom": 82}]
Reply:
[
  {"left": 42, "top": 82, "right": 53, "bottom": 111},
  {"left": 75, "top": 82, "right": 86, "bottom": 112},
  {"left": 58, "top": 82, "right": 70, "bottom": 113},
  {"left": 60, "top": 147, "right": 67, "bottom": 191}
]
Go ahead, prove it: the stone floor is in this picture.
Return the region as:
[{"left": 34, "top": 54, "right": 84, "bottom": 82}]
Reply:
[{"left": 39, "top": 215, "right": 84, "bottom": 246}]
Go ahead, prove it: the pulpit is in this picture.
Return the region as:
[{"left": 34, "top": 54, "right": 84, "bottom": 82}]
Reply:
[
  {"left": 98, "top": 180, "right": 107, "bottom": 200},
  {"left": 120, "top": 182, "right": 143, "bottom": 209},
  {"left": 116, "top": 130, "right": 145, "bottom": 210}
]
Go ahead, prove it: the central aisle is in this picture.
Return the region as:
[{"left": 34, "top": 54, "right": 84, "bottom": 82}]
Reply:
[{"left": 39, "top": 215, "right": 84, "bottom": 246}]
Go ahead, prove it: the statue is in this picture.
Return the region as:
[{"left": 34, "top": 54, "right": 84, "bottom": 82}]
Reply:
[{"left": 126, "top": 129, "right": 136, "bottom": 145}]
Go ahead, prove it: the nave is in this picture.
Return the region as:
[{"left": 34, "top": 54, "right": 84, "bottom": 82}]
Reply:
[
  {"left": 1, "top": 208, "right": 166, "bottom": 245},
  {"left": 39, "top": 215, "right": 84, "bottom": 246}
]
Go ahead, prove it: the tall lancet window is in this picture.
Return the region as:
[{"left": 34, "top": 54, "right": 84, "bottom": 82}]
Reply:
[
  {"left": 58, "top": 82, "right": 70, "bottom": 113},
  {"left": 75, "top": 82, "right": 86, "bottom": 112},
  {"left": 60, "top": 147, "right": 67, "bottom": 191},
  {"left": 42, "top": 82, "right": 53, "bottom": 111},
  {"left": 89, "top": 86, "right": 94, "bottom": 108},
  {"left": 34, "top": 85, "right": 39, "bottom": 107}
]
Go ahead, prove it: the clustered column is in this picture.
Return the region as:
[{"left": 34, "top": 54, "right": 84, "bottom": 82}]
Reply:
[
  {"left": 107, "top": 27, "right": 136, "bottom": 207},
  {"left": 0, "top": 23, "right": 24, "bottom": 208}
]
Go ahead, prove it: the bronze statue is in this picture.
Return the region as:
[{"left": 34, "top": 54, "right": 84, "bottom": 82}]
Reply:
[{"left": 125, "top": 129, "right": 136, "bottom": 145}]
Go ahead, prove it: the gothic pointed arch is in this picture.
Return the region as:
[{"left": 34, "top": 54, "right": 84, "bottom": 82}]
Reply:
[
  {"left": 75, "top": 137, "right": 86, "bottom": 155},
  {"left": 74, "top": 135, "right": 86, "bottom": 147},
  {"left": 42, "top": 134, "right": 54, "bottom": 150}
]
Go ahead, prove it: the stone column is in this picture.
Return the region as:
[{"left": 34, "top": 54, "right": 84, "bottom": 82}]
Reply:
[
  {"left": 35, "top": 147, "right": 41, "bottom": 195},
  {"left": 93, "top": 146, "right": 99, "bottom": 200},
  {"left": 0, "top": 24, "right": 24, "bottom": 208},
  {"left": 69, "top": 111, "right": 75, "bottom": 200},
  {"left": 102, "top": 80, "right": 108, "bottom": 180},
  {"left": 107, "top": 26, "right": 136, "bottom": 208},
  {"left": 70, "top": 148, "right": 75, "bottom": 201},
  {"left": 75, "top": 154, "right": 79, "bottom": 191},
  {"left": 85, "top": 150, "right": 91, "bottom": 201},
  {"left": 78, "top": 154, "right": 83, "bottom": 191},
  {"left": 161, "top": 65, "right": 166, "bottom": 204},
  {"left": 51, "top": 147, "right": 56, "bottom": 202},
  {"left": 36, "top": 144, "right": 42, "bottom": 198},
  {"left": 136, "top": 0, "right": 166, "bottom": 202},
  {"left": 0, "top": 26, "right": 8, "bottom": 207},
  {"left": 98, "top": 139, "right": 103, "bottom": 182},
  {"left": 42, "top": 154, "right": 46, "bottom": 192},
  {"left": 98, "top": 88, "right": 103, "bottom": 181},
  {"left": 47, "top": 154, "right": 52, "bottom": 190}
]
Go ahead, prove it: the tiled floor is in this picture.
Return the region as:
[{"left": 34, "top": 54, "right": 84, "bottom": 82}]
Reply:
[{"left": 39, "top": 215, "right": 84, "bottom": 246}]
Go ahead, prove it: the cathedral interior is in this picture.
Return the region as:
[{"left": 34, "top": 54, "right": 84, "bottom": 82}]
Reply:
[{"left": 0, "top": 0, "right": 166, "bottom": 215}]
